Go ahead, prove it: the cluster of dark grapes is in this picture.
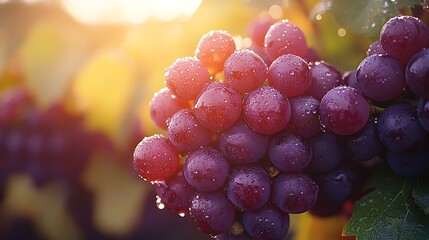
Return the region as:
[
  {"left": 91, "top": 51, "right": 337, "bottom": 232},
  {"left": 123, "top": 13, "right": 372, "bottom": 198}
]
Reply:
[{"left": 133, "top": 14, "right": 429, "bottom": 239}]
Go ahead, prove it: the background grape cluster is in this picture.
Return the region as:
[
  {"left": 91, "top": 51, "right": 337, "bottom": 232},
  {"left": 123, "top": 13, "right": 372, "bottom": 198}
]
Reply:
[{"left": 133, "top": 13, "right": 428, "bottom": 239}]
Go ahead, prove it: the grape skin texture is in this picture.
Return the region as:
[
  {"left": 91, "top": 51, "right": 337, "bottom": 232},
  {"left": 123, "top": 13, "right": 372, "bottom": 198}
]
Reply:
[
  {"left": 387, "top": 142, "right": 429, "bottom": 177},
  {"left": 133, "top": 135, "right": 180, "bottom": 181},
  {"left": 380, "top": 15, "right": 429, "bottom": 64},
  {"left": 320, "top": 86, "right": 370, "bottom": 136},
  {"left": 243, "top": 86, "right": 291, "bottom": 135},
  {"left": 195, "top": 83, "right": 242, "bottom": 132},
  {"left": 183, "top": 147, "right": 230, "bottom": 192},
  {"left": 165, "top": 57, "right": 212, "bottom": 100},
  {"left": 366, "top": 40, "right": 386, "bottom": 57},
  {"left": 356, "top": 54, "right": 405, "bottom": 102},
  {"left": 377, "top": 103, "right": 426, "bottom": 153},
  {"left": 167, "top": 109, "right": 212, "bottom": 153},
  {"left": 264, "top": 20, "right": 307, "bottom": 62},
  {"left": 343, "top": 70, "right": 359, "bottom": 91},
  {"left": 242, "top": 206, "right": 289, "bottom": 240},
  {"left": 406, "top": 48, "right": 429, "bottom": 98},
  {"left": 154, "top": 171, "right": 195, "bottom": 214},
  {"left": 226, "top": 165, "right": 271, "bottom": 211},
  {"left": 247, "top": 15, "right": 275, "bottom": 48},
  {"left": 268, "top": 54, "right": 311, "bottom": 97},
  {"left": 269, "top": 132, "right": 312, "bottom": 172},
  {"left": 195, "top": 30, "right": 236, "bottom": 74},
  {"left": 149, "top": 88, "right": 190, "bottom": 130},
  {"left": 224, "top": 49, "right": 268, "bottom": 93},
  {"left": 305, "top": 61, "right": 343, "bottom": 101},
  {"left": 272, "top": 173, "right": 318, "bottom": 214},
  {"left": 417, "top": 98, "right": 429, "bottom": 132},
  {"left": 286, "top": 95, "right": 321, "bottom": 138},
  {"left": 306, "top": 132, "right": 342, "bottom": 173},
  {"left": 218, "top": 121, "right": 269, "bottom": 165},
  {"left": 189, "top": 191, "right": 236, "bottom": 235}
]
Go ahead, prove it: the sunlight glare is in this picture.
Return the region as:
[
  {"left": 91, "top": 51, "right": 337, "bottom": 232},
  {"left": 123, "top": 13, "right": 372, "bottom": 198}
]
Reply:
[{"left": 61, "top": 0, "right": 202, "bottom": 24}]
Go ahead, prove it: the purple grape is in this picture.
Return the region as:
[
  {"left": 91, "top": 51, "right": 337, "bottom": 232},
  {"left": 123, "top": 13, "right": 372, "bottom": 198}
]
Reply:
[
  {"left": 247, "top": 15, "right": 275, "bottom": 48},
  {"left": 305, "top": 61, "right": 343, "bottom": 101},
  {"left": 343, "top": 70, "right": 359, "bottom": 91},
  {"left": 165, "top": 57, "right": 212, "bottom": 100},
  {"left": 268, "top": 54, "right": 311, "bottom": 97},
  {"left": 378, "top": 103, "right": 427, "bottom": 152},
  {"left": 417, "top": 97, "right": 429, "bottom": 132},
  {"left": 304, "top": 48, "right": 321, "bottom": 63},
  {"left": 189, "top": 191, "right": 236, "bottom": 235},
  {"left": 133, "top": 134, "right": 180, "bottom": 182},
  {"left": 183, "top": 147, "right": 229, "bottom": 192},
  {"left": 243, "top": 86, "right": 291, "bottom": 135},
  {"left": 343, "top": 119, "right": 385, "bottom": 162},
  {"left": 149, "top": 88, "right": 191, "bottom": 130},
  {"left": 366, "top": 40, "right": 386, "bottom": 57},
  {"left": 272, "top": 173, "right": 318, "bottom": 214},
  {"left": 167, "top": 109, "right": 213, "bottom": 153},
  {"left": 306, "top": 132, "right": 342, "bottom": 173},
  {"left": 356, "top": 54, "right": 406, "bottom": 101},
  {"left": 406, "top": 48, "right": 429, "bottom": 98},
  {"left": 218, "top": 121, "right": 269, "bottom": 165},
  {"left": 268, "top": 132, "right": 312, "bottom": 172},
  {"left": 387, "top": 141, "right": 429, "bottom": 177},
  {"left": 154, "top": 171, "right": 195, "bottom": 215},
  {"left": 264, "top": 20, "right": 307, "bottom": 62},
  {"left": 224, "top": 49, "right": 268, "bottom": 93},
  {"left": 320, "top": 86, "right": 370, "bottom": 135},
  {"left": 195, "top": 83, "right": 242, "bottom": 132},
  {"left": 286, "top": 95, "right": 321, "bottom": 138},
  {"left": 226, "top": 165, "right": 271, "bottom": 211},
  {"left": 215, "top": 232, "right": 254, "bottom": 240},
  {"left": 380, "top": 15, "right": 429, "bottom": 64},
  {"left": 242, "top": 206, "right": 290, "bottom": 240}
]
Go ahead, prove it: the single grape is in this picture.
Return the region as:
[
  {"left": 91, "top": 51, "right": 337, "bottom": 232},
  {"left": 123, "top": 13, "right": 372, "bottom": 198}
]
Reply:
[
  {"left": 165, "top": 57, "right": 212, "bottom": 100},
  {"left": 286, "top": 95, "right": 321, "bottom": 138},
  {"left": 226, "top": 165, "right": 271, "bottom": 211},
  {"left": 268, "top": 54, "right": 311, "bottom": 97},
  {"left": 195, "top": 83, "right": 242, "bottom": 132},
  {"left": 224, "top": 49, "right": 268, "bottom": 93},
  {"left": 343, "top": 70, "right": 359, "bottom": 91},
  {"left": 183, "top": 147, "right": 229, "bottom": 192},
  {"left": 306, "top": 132, "right": 342, "bottom": 173},
  {"left": 380, "top": 15, "right": 429, "bottom": 64},
  {"left": 247, "top": 15, "right": 275, "bottom": 48},
  {"left": 305, "top": 61, "right": 343, "bottom": 101},
  {"left": 378, "top": 103, "right": 427, "bottom": 152},
  {"left": 243, "top": 86, "right": 291, "bottom": 135},
  {"left": 320, "top": 86, "right": 370, "bottom": 135},
  {"left": 149, "top": 88, "right": 190, "bottom": 130},
  {"left": 242, "top": 206, "right": 289, "bottom": 240},
  {"left": 387, "top": 141, "right": 429, "bottom": 177},
  {"left": 218, "top": 121, "right": 269, "bottom": 165},
  {"left": 417, "top": 97, "right": 429, "bottom": 132},
  {"left": 356, "top": 54, "right": 406, "bottom": 102},
  {"left": 264, "top": 19, "right": 307, "bottom": 62},
  {"left": 133, "top": 135, "right": 180, "bottom": 181},
  {"left": 406, "top": 48, "right": 429, "bottom": 98},
  {"left": 167, "top": 109, "right": 213, "bottom": 153},
  {"left": 343, "top": 119, "right": 385, "bottom": 162},
  {"left": 272, "top": 173, "right": 318, "bottom": 214},
  {"left": 304, "top": 48, "right": 320, "bottom": 63},
  {"left": 268, "top": 132, "right": 312, "bottom": 172},
  {"left": 366, "top": 40, "right": 386, "bottom": 57},
  {"left": 154, "top": 171, "right": 195, "bottom": 215},
  {"left": 189, "top": 191, "right": 236, "bottom": 235},
  {"left": 195, "top": 30, "right": 236, "bottom": 74}
]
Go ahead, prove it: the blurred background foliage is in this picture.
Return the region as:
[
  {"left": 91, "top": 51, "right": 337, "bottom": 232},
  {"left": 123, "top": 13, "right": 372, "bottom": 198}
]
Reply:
[{"left": 0, "top": 0, "right": 426, "bottom": 239}]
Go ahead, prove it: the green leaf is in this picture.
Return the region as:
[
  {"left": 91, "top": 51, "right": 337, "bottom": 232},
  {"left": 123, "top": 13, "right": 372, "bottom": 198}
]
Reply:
[
  {"left": 343, "top": 170, "right": 429, "bottom": 239},
  {"left": 313, "top": 0, "right": 425, "bottom": 38},
  {"left": 413, "top": 178, "right": 429, "bottom": 215}
]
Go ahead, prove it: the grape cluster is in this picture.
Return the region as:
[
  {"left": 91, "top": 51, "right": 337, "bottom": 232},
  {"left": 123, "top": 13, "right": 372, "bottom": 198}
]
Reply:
[
  {"left": 133, "top": 14, "right": 429, "bottom": 239},
  {"left": 0, "top": 87, "right": 105, "bottom": 188}
]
